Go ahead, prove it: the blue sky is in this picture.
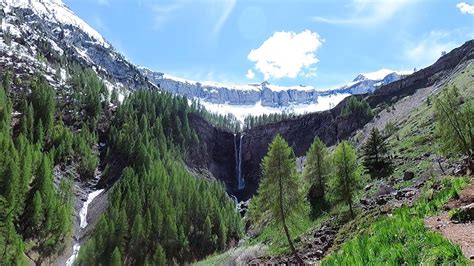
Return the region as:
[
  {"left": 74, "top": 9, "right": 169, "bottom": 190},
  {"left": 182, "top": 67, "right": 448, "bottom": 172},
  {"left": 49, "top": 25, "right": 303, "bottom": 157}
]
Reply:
[{"left": 65, "top": 0, "right": 474, "bottom": 88}]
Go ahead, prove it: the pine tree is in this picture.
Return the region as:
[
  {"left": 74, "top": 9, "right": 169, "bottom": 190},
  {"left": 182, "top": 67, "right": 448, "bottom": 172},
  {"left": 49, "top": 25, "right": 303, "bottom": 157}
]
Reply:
[
  {"left": 130, "top": 214, "right": 145, "bottom": 264},
  {"left": 0, "top": 196, "right": 25, "bottom": 265},
  {"left": 434, "top": 86, "right": 473, "bottom": 157},
  {"left": 2, "top": 71, "right": 13, "bottom": 92},
  {"left": 31, "top": 191, "right": 44, "bottom": 230},
  {"left": 111, "top": 89, "right": 119, "bottom": 105},
  {"left": 203, "top": 216, "right": 214, "bottom": 254},
  {"left": 111, "top": 246, "right": 122, "bottom": 266},
  {"left": 25, "top": 103, "right": 34, "bottom": 142},
  {"left": 250, "top": 134, "right": 305, "bottom": 264},
  {"left": 303, "top": 137, "right": 330, "bottom": 201},
  {"left": 30, "top": 78, "right": 55, "bottom": 134},
  {"left": 331, "top": 141, "right": 361, "bottom": 218},
  {"left": 16, "top": 135, "right": 33, "bottom": 215},
  {"left": 34, "top": 119, "right": 44, "bottom": 145},
  {"left": 362, "top": 127, "right": 392, "bottom": 178},
  {"left": 217, "top": 223, "right": 227, "bottom": 251},
  {"left": 152, "top": 245, "right": 166, "bottom": 266},
  {"left": 0, "top": 84, "right": 12, "bottom": 130}
]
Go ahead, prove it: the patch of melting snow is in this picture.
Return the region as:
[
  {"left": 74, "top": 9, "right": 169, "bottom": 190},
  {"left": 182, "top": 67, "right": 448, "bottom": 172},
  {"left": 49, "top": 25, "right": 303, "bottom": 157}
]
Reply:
[
  {"left": 79, "top": 189, "right": 104, "bottom": 228},
  {"left": 199, "top": 93, "right": 350, "bottom": 123}
]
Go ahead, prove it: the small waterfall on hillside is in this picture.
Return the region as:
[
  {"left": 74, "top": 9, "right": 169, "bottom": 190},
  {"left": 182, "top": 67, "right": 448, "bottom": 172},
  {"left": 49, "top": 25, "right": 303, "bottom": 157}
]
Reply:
[
  {"left": 234, "top": 134, "right": 245, "bottom": 191},
  {"left": 66, "top": 179, "right": 104, "bottom": 266},
  {"left": 65, "top": 187, "right": 104, "bottom": 266}
]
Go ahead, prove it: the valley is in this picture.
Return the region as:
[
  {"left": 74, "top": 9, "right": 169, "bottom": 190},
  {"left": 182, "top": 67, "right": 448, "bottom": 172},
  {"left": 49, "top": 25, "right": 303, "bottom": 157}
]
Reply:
[{"left": 0, "top": 0, "right": 473, "bottom": 265}]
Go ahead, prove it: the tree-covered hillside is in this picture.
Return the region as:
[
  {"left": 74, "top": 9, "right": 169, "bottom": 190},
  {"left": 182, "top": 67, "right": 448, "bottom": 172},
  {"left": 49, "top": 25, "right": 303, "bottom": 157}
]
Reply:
[
  {"left": 76, "top": 90, "right": 243, "bottom": 265},
  {"left": 0, "top": 68, "right": 243, "bottom": 265}
]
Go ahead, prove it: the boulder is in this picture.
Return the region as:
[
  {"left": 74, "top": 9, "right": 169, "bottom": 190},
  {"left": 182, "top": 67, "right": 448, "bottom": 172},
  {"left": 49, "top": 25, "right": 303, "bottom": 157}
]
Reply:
[
  {"left": 376, "top": 196, "right": 387, "bottom": 205},
  {"left": 376, "top": 183, "right": 395, "bottom": 196},
  {"left": 460, "top": 203, "right": 474, "bottom": 220},
  {"left": 360, "top": 198, "right": 370, "bottom": 205},
  {"left": 315, "top": 250, "right": 324, "bottom": 257},
  {"left": 403, "top": 171, "right": 415, "bottom": 181}
]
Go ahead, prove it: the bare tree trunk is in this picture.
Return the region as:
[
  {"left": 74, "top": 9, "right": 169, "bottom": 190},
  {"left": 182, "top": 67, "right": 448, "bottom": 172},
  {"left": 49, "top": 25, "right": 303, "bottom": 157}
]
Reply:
[
  {"left": 279, "top": 174, "right": 304, "bottom": 265},
  {"left": 437, "top": 156, "right": 446, "bottom": 175},
  {"left": 348, "top": 198, "right": 354, "bottom": 218}
]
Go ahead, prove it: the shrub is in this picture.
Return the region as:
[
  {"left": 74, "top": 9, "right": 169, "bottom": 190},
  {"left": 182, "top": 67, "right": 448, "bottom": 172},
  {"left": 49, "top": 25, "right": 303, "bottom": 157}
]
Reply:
[{"left": 341, "top": 96, "right": 373, "bottom": 119}]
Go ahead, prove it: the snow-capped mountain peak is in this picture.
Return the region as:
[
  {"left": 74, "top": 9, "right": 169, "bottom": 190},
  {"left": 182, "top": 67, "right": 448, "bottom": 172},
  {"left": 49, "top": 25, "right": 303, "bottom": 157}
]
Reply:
[
  {"left": 2, "top": 0, "right": 109, "bottom": 47},
  {"left": 1, "top": 0, "right": 153, "bottom": 91},
  {"left": 354, "top": 68, "right": 397, "bottom": 82}
]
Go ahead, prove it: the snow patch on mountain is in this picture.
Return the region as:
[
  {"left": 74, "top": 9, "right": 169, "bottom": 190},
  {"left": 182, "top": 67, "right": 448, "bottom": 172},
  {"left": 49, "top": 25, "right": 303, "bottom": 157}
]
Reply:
[
  {"left": 355, "top": 68, "right": 412, "bottom": 81},
  {"left": 141, "top": 67, "right": 409, "bottom": 112},
  {"left": 2, "top": 0, "right": 109, "bottom": 47},
  {"left": 1, "top": 0, "right": 153, "bottom": 92},
  {"left": 200, "top": 93, "right": 350, "bottom": 123}
]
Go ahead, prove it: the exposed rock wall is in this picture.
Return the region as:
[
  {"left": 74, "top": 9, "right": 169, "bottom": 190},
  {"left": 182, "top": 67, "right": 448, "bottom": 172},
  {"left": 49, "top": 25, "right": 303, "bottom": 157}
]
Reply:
[
  {"left": 189, "top": 96, "right": 371, "bottom": 200},
  {"left": 141, "top": 68, "right": 404, "bottom": 108}
]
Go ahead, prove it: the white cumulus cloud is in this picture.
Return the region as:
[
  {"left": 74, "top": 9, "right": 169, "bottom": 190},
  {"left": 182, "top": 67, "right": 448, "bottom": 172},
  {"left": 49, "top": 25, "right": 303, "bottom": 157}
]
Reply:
[
  {"left": 246, "top": 69, "right": 255, "bottom": 79},
  {"left": 247, "top": 30, "right": 323, "bottom": 80},
  {"left": 404, "top": 30, "right": 457, "bottom": 67},
  {"left": 457, "top": 2, "right": 474, "bottom": 14}
]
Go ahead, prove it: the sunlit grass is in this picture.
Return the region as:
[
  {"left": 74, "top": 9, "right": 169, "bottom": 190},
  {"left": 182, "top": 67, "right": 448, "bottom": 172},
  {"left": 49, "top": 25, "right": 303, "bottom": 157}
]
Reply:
[
  {"left": 247, "top": 212, "right": 319, "bottom": 255},
  {"left": 322, "top": 177, "right": 470, "bottom": 265}
]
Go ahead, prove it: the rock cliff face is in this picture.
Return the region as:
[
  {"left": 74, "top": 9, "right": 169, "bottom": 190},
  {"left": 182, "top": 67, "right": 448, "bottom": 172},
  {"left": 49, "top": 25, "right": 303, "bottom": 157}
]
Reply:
[
  {"left": 189, "top": 96, "right": 371, "bottom": 200},
  {"left": 190, "top": 40, "right": 474, "bottom": 200},
  {"left": 140, "top": 67, "right": 405, "bottom": 108}
]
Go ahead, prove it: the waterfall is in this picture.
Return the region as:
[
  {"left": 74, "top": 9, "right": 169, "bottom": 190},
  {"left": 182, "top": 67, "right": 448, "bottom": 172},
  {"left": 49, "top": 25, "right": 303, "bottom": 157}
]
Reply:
[
  {"left": 80, "top": 189, "right": 105, "bottom": 228},
  {"left": 65, "top": 243, "right": 80, "bottom": 266},
  {"left": 235, "top": 134, "right": 245, "bottom": 190},
  {"left": 66, "top": 188, "right": 104, "bottom": 265},
  {"left": 234, "top": 134, "right": 238, "bottom": 190}
]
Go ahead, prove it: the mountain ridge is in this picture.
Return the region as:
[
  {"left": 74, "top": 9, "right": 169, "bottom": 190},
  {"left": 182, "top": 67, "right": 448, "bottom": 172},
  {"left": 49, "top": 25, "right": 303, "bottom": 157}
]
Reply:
[{"left": 140, "top": 66, "right": 410, "bottom": 108}]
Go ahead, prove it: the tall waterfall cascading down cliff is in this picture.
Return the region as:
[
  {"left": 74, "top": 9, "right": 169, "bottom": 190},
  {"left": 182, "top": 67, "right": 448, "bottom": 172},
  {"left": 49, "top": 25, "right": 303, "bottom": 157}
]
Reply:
[{"left": 234, "top": 134, "right": 245, "bottom": 190}]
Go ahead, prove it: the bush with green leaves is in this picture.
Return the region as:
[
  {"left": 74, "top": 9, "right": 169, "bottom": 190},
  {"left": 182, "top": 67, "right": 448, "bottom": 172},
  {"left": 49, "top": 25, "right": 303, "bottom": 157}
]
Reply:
[{"left": 434, "top": 85, "right": 473, "bottom": 157}]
